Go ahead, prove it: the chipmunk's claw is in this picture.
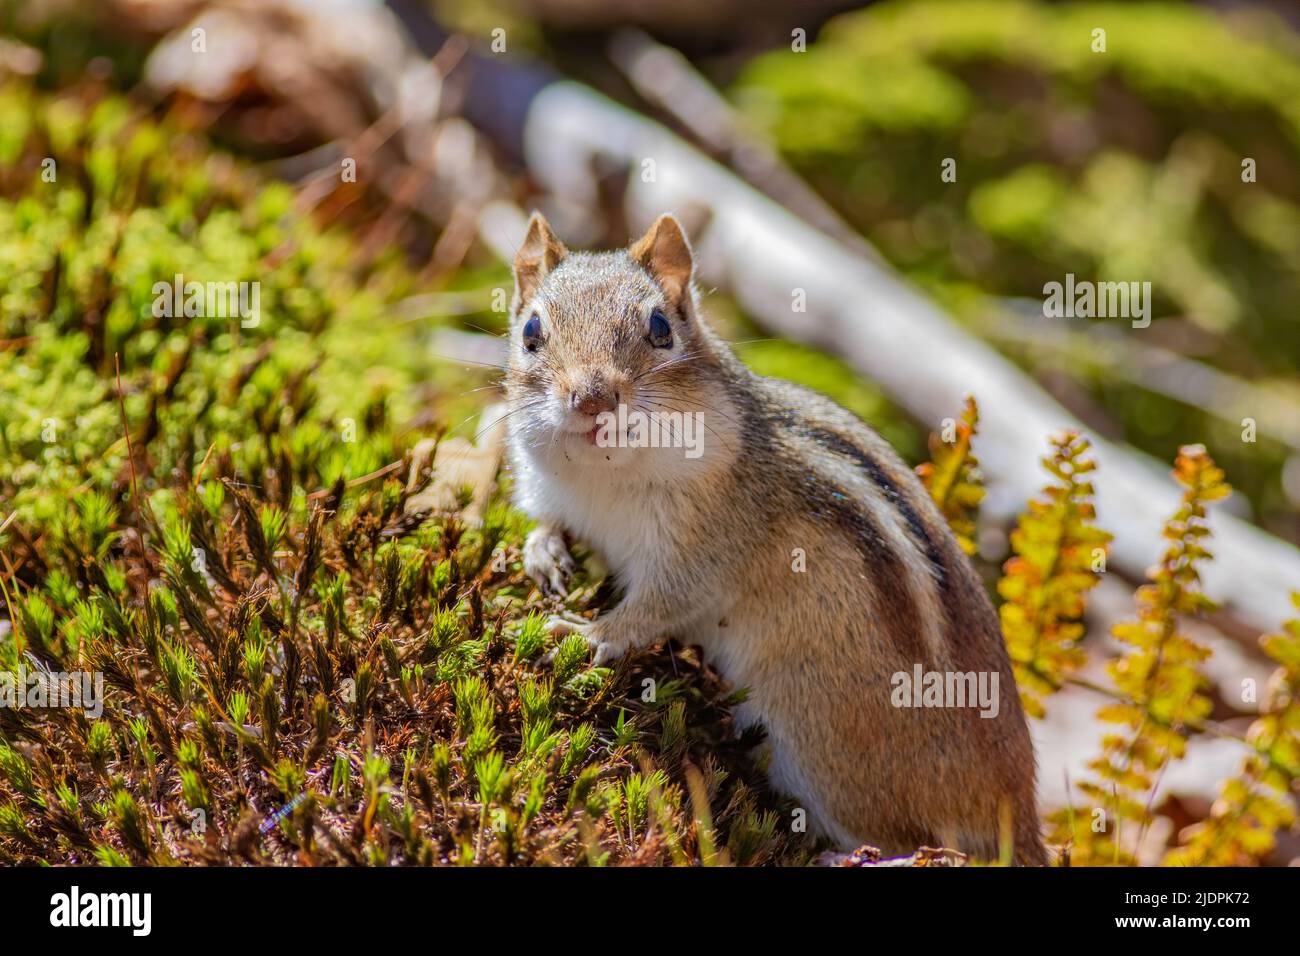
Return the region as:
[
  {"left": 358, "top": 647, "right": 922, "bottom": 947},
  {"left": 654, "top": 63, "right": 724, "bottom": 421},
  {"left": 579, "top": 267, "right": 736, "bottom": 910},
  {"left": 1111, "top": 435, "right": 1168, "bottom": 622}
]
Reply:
[
  {"left": 544, "top": 613, "right": 590, "bottom": 636},
  {"left": 589, "top": 640, "right": 625, "bottom": 667},
  {"left": 523, "top": 526, "right": 577, "bottom": 597},
  {"left": 543, "top": 615, "right": 626, "bottom": 667},
  {"left": 542, "top": 615, "right": 590, "bottom": 664}
]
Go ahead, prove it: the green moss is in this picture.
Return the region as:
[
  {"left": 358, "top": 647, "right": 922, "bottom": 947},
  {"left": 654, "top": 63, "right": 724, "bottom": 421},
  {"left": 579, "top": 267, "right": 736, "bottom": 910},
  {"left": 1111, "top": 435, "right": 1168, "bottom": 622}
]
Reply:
[{"left": 0, "top": 82, "right": 809, "bottom": 866}]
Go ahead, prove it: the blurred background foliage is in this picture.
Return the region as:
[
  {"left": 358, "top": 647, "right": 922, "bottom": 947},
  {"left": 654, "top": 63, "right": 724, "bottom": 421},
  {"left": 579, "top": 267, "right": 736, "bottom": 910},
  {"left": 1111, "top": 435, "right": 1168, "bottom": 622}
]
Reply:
[
  {"left": 732, "top": 0, "right": 1300, "bottom": 543},
  {"left": 9, "top": 0, "right": 1296, "bottom": 544},
  {"left": 1, "top": 0, "right": 1299, "bottom": 866}
]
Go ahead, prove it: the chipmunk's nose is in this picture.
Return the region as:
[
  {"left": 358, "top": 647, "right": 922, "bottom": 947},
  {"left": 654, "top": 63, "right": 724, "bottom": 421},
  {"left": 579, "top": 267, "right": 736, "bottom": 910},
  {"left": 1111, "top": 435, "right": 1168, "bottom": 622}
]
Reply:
[{"left": 567, "top": 371, "right": 619, "bottom": 417}]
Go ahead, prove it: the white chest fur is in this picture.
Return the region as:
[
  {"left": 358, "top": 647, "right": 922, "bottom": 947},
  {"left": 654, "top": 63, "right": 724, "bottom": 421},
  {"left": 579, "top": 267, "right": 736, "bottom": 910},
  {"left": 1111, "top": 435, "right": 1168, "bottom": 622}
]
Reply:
[{"left": 510, "top": 440, "right": 679, "bottom": 581}]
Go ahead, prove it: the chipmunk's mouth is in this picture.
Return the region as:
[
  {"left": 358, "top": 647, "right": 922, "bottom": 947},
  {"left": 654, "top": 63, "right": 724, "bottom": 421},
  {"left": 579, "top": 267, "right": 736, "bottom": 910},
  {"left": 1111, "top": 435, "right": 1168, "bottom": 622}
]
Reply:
[
  {"left": 555, "top": 413, "right": 609, "bottom": 446},
  {"left": 550, "top": 407, "right": 630, "bottom": 457}
]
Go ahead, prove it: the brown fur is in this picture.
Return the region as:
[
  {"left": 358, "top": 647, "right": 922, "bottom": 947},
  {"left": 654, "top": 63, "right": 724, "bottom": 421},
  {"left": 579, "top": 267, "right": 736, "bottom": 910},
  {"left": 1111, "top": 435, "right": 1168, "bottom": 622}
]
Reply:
[{"left": 505, "top": 213, "right": 1047, "bottom": 864}]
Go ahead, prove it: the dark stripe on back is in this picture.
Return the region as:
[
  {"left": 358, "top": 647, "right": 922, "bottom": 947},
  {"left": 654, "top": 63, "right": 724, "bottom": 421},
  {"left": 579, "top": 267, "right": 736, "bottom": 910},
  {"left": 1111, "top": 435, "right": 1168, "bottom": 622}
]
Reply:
[
  {"left": 754, "top": 391, "right": 1006, "bottom": 672},
  {"left": 794, "top": 468, "right": 927, "bottom": 662},
  {"left": 809, "top": 424, "right": 1013, "bottom": 702},
  {"left": 796, "top": 423, "right": 946, "bottom": 586}
]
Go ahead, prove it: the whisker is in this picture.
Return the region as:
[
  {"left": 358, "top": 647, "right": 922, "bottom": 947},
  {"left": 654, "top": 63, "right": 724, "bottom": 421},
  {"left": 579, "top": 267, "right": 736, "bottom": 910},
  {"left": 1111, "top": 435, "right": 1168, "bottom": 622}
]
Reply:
[
  {"left": 636, "top": 399, "right": 734, "bottom": 456},
  {"left": 631, "top": 400, "right": 680, "bottom": 448},
  {"left": 636, "top": 389, "right": 741, "bottom": 427},
  {"left": 456, "top": 382, "right": 507, "bottom": 398},
  {"left": 472, "top": 399, "right": 546, "bottom": 444},
  {"left": 461, "top": 321, "right": 509, "bottom": 338},
  {"left": 431, "top": 352, "right": 510, "bottom": 373},
  {"left": 633, "top": 349, "right": 708, "bottom": 381}
]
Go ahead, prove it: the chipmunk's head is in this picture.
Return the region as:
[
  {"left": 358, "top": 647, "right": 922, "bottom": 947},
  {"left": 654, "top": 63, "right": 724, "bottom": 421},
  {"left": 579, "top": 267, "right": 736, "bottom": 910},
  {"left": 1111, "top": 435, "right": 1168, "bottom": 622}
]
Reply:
[{"left": 505, "top": 212, "right": 735, "bottom": 475}]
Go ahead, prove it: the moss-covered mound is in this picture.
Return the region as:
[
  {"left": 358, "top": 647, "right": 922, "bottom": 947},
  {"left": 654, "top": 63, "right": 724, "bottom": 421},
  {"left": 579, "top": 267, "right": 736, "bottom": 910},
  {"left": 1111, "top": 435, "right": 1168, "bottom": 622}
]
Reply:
[{"left": 0, "top": 83, "right": 804, "bottom": 866}]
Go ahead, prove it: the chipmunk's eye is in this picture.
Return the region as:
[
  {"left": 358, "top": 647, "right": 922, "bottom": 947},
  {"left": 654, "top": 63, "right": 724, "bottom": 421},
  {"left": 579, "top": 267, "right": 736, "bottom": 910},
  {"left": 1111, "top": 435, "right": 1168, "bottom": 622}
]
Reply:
[
  {"left": 522, "top": 313, "right": 542, "bottom": 352},
  {"left": 648, "top": 309, "right": 672, "bottom": 349}
]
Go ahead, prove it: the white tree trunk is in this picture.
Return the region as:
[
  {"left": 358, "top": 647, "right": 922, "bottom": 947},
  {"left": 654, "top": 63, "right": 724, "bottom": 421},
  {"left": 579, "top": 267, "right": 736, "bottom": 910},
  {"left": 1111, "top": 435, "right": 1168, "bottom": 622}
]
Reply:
[{"left": 510, "top": 81, "right": 1300, "bottom": 635}]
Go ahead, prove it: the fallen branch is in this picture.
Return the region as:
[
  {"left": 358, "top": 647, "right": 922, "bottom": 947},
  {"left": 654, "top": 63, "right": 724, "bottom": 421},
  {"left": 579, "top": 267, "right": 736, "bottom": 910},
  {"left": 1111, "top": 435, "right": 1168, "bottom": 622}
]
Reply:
[
  {"left": 606, "top": 28, "right": 883, "bottom": 265},
  {"left": 976, "top": 301, "right": 1300, "bottom": 453},
  {"left": 123, "top": 0, "right": 1300, "bottom": 634},
  {"left": 502, "top": 79, "right": 1300, "bottom": 634}
]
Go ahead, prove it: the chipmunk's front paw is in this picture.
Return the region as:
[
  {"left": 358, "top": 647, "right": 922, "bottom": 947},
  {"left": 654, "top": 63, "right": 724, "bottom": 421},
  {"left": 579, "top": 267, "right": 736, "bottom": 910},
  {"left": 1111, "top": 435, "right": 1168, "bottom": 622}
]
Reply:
[
  {"left": 545, "top": 616, "right": 630, "bottom": 667},
  {"left": 523, "top": 526, "right": 576, "bottom": 596}
]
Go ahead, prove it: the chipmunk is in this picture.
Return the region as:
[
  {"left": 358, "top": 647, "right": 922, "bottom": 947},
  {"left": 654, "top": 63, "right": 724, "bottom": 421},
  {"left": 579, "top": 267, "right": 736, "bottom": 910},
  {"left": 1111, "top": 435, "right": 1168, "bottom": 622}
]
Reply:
[{"left": 504, "top": 211, "right": 1047, "bottom": 865}]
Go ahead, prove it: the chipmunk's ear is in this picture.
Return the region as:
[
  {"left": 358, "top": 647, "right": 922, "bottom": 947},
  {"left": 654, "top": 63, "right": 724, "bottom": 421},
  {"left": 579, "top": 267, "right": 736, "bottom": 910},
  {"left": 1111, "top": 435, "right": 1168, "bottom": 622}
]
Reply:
[
  {"left": 513, "top": 211, "right": 567, "bottom": 306},
  {"left": 630, "top": 214, "right": 693, "bottom": 307}
]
